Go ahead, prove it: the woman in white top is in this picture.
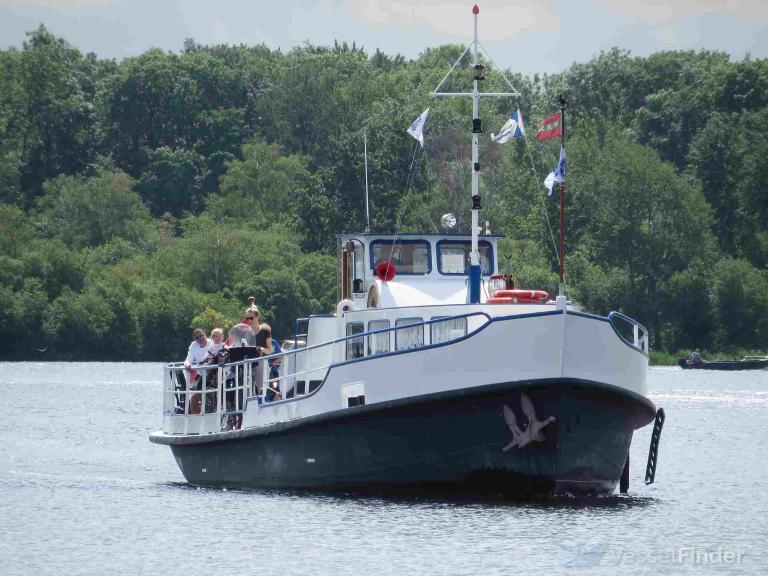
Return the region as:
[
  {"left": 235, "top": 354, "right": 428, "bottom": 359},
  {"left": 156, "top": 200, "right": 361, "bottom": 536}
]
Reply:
[{"left": 184, "top": 328, "right": 210, "bottom": 414}]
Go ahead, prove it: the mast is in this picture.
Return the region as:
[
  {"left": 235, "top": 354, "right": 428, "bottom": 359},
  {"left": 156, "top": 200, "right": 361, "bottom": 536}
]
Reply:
[
  {"left": 558, "top": 96, "right": 567, "bottom": 297},
  {"left": 469, "top": 5, "right": 481, "bottom": 304},
  {"left": 430, "top": 4, "right": 519, "bottom": 304},
  {"left": 364, "top": 128, "right": 371, "bottom": 234}
]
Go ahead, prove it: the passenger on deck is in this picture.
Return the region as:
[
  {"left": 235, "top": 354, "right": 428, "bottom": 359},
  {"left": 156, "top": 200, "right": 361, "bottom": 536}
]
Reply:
[
  {"left": 227, "top": 300, "right": 257, "bottom": 347},
  {"left": 184, "top": 328, "right": 210, "bottom": 369},
  {"left": 208, "top": 328, "right": 225, "bottom": 355},
  {"left": 266, "top": 338, "right": 283, "bottom": 402},
  {"left": 245, "top": 306, "right": 273, "bottom": 356},
  {"left": 689, "top": 349, "right": 704, "bottom": 364},
  {"left": 269, "top": 338, "right": 282, "bottom": 380},
  {"left": 184, "top": 328, "right": 211, "bottom": 414}
]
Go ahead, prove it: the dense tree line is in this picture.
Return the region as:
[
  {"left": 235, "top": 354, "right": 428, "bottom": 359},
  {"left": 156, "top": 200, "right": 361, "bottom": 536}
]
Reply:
[{"left": 0, "top": 25, "right": 766, "bottom": 360}]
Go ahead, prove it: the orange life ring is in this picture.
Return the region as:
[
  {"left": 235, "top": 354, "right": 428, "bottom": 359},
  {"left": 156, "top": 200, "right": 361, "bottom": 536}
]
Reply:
[{"left": 487, "top": 289, "right": 549, "bottom": 304}]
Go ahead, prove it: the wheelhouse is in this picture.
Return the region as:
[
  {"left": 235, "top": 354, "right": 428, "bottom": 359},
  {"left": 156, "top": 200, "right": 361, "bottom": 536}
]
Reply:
[{"left": 337, "top": 232, "right": 501, "bottom": 309}]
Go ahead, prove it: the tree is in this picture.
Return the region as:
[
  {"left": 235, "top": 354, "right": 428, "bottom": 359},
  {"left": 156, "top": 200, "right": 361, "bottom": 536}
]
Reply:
[
  {"left": 688, "top": 110, "right": 768, "bottom": 266},
  {"left": 566, "top": 122, "right": 716, "bottom": 347},
  {"left": 710, "top": 258, "right": 768, "bottom": 350},
  {"left": 16, "top": 26, "right": 99, "bottom": 204},
  {"left": 36, "top": 169, "right": 155, "bottom": 249},
  {"left": 137, "top": 147, "right": 206, "bottom": 216}
]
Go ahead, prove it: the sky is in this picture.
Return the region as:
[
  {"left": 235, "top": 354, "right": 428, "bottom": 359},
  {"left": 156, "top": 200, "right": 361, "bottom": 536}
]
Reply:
[{"left": 1, "top": 0, "right": 768, "bottom": 74}]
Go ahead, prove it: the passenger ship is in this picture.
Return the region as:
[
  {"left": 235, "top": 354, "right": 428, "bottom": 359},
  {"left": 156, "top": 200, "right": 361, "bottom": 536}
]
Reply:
[{"left": 150, "top": 6, "right": 658, "bottom": 497}]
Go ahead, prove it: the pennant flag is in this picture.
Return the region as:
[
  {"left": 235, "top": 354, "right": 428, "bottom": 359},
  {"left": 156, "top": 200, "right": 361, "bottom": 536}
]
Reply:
[
  {"left": 536, "top": 112, "right": 561, "bottom": 142},
  {"left": 544, "top": 147, "right": 566, "bottom": 195},
  {"left": 491, "top": 108, "right": 526, "bottom": 143},
  {"left": 407, "top": 107, "right": 430, "bottom": 147}
]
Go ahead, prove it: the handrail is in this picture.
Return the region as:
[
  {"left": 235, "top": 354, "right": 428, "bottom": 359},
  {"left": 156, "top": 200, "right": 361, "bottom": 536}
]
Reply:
[
  {"left": 254, "top": 310, "right": 492, "bottom": 400},
  {"left": 608, "top": 311, "right": 649, "bottom": 354},
  {"left": 261, "top": 310, "right": 492, "bottom": 364},
  {"left": 164, "top": 310, "right": 492, "bottom": 371},
  {"left": 162, "top": 308, "right": 650, "bottom": 436},
  {"left": 161, "top": 311, "right": 492, "bottom": 435}
]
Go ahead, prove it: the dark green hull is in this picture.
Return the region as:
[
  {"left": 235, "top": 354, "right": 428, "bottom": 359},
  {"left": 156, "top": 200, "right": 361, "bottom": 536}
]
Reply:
[{"left": 167, "top": 380, "right": 656, "bottom": 497}]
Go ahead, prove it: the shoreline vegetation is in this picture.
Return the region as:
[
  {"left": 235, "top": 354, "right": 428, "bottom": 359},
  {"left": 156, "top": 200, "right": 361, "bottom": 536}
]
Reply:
[{"left": 1, "top": 26, "right": 767, "bottom": 362}]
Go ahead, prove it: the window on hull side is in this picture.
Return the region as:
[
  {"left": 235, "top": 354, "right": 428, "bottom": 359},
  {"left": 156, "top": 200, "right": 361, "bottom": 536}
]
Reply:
[
  {"left": 346, "top": 322, "right": 364, "bottom": 359},
  {"left": 431, "top": 316, "right": 467, "bottom": 344},
  {"left": 395, "top": 318, "right": 423, "bottom": 350},
  {"left": 368, "top": 319, "right": 390, "bottom": 355}
]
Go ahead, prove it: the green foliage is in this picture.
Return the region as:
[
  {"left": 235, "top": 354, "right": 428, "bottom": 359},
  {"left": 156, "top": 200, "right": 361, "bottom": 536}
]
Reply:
[
  {"left": 190, "top": 306, "right": 236, "bottom": 336},
  {"left": 648, "top": 350, "right": 679, "bottom": 366},
  {"left": 709, "top": 258, "right": 768, "bottom": 349},
  {"left": 0, "top": 30, "right": 767, "bottom": 359},
  {"left": 565, "top": 123, "right": 716, "bottom": 347},
  {"left": 36, "top": 169, "right": 155, "bottom": 249},
  {"left": 137, "top": 147, "right": 206, "bottom": 216}
]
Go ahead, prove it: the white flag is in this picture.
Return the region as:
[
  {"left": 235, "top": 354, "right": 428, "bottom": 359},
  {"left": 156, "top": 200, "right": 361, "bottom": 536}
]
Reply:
[
  {"left": 544, "top": 147, "right": 566, "bottom": 195},
  {"left": 491, "top": 108, "right": 525, "bottom": 144},
  {"left": 407, "top": 107, "right": 430, "bottom": 147},
  {"left": 544, "top": 171, "right": 556, "bottom": 194}
]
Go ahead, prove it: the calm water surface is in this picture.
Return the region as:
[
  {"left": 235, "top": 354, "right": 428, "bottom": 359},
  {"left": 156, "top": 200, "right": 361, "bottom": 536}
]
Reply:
[{"left": 1, "top": 363, "right": 766, "bottom": 575}]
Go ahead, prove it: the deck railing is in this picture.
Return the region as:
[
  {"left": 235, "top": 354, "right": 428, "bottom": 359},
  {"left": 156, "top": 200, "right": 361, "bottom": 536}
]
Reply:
[
  {"left": 161, "top": 311, "right": 491, "bottom": 435},
  {"left": 608, "top": 311, "right": 649, "bottom": 354},
  {"left": 162, "top": 358, "right": 257, "bottom": 435},
  {"left": 161, "top": 309, "right": 651, "bottom": 435}
]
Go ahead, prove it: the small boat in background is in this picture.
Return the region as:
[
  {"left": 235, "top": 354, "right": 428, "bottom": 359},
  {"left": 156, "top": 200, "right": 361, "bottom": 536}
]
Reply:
[{"left": 677, "top": 357, "right": 768, "bottom": 370}]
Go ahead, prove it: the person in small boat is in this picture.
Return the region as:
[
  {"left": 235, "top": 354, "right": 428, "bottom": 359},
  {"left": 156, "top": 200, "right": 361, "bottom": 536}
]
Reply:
[{"left": 689, "top": 349, "right": 704, "bottom": 364}]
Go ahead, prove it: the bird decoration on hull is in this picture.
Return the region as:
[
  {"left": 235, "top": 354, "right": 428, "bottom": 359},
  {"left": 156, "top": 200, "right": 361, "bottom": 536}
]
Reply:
[{"left": 502, "top": 393, "right": 556, "bottom": 451}]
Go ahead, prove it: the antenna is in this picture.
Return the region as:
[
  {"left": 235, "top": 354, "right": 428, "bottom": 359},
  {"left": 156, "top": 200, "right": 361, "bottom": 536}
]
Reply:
[{"left": 364, "top": 129, "right": 371, "bottom": 234}]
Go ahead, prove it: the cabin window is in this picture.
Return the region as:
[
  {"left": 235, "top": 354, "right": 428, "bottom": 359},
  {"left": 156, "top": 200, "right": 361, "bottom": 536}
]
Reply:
[
  {"left": 352, "top": 240, "right": 365, "bottom": 293},
  {"left": 346, "top": 322, "right": 364, "bottom": 359},
  {"left": 436, "top": 240, "right": 493, "bottom": 275},
  {"left": 395, "top": 318, "right": 424, "bottom": 350},
  {"left": 370, "top": 240, "right": 431, "bottom": 275},
  {"left": 368, "top": 319, "right": 390, "bottom": 356},
  {"left": 431, "top": 316, "right": 467, "bottom": 344}
]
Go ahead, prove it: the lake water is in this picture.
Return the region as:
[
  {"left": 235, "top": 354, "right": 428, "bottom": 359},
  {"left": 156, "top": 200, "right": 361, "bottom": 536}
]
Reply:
[{"left": 1, "top": 363, "right": 766, "bottom": 575}]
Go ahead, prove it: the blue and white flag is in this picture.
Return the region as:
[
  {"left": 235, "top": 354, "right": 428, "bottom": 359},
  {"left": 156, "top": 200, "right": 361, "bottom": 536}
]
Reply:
[
  {"left": 407, "top": 107, "right": 430, "bottom": 147},
  {"left": 491, "top": 108, "right": 526, "bottom": 143},
  {"left": 544, "top": 147, "right": 566, "bottom": 195}
]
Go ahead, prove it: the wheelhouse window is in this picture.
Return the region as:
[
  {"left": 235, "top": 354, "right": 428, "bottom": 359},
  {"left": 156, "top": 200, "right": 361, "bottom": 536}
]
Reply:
[
  {"left": 431, "top": 316, "right": 467, "bottom": 344},
  {"left": 368, "top": 319, "right": 390, "bottom": 356},
  {"left": 346, "top": 322, "right": 364, "bottom": 359},
  {"left": 395, "top": 318, "right": 423, "bottom": 350},
  {"left": 370, "top": 240, "right": 431, "bottom": 275},
  {"left": 437, "top": 240, "right": 493, "bottom": 275}
]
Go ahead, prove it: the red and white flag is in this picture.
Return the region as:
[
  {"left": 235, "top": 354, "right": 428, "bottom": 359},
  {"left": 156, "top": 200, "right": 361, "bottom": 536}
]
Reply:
[{"left": 536, "top": 112, "right": 561, "bottom": 142}]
